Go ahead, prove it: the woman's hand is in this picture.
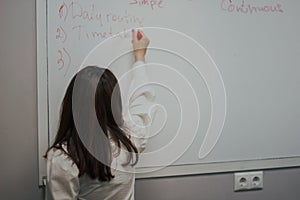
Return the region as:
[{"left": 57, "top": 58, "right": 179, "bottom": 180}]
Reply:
[{"left": 132, "top": 29, "right": 150, "bottom": 62}]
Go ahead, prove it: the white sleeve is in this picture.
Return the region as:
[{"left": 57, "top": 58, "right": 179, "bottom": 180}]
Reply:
[
  {"left": 46, "top": 149, "right": 79, "bottom": 200},
  {"left": 123, "top": 61, "right": 156, "bottom": 153}
]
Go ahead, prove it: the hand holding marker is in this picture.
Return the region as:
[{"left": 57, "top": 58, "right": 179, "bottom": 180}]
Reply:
[{"left": 132, "top": 29, "right": 149, "bottom": 62}]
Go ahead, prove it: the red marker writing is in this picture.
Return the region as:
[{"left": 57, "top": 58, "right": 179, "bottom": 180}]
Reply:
[{"left": 137, "top": 31, "right": 143, "bottom": 40}]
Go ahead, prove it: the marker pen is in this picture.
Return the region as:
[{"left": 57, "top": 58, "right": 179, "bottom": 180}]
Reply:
[{"left": 137, "top": 31, "right": 143, "bottom": 40}]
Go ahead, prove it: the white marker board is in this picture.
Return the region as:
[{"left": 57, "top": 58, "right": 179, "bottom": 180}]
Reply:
[{"left": 37, "top": 0, "right": 300, "bottom": 185}]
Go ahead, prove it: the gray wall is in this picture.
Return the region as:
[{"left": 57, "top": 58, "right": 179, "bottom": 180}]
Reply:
[
  {"left": 136, "top": 168, "right": 300, "bottom": 200},
  {"left": 0, "top": 0, "right": 299, "bottom": 199},
  {"left": 0, "top": 0, "right": 43, "bottom": 199}
]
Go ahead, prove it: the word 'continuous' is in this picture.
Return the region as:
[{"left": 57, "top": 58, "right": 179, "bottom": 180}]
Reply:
[{"left": 221, "top": 0, "right": 284, "bottom": 14}]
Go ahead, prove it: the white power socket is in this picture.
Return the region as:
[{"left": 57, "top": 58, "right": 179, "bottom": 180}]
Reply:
[{"left": 234, "top": 171, "right": 263, "bottom": 191}]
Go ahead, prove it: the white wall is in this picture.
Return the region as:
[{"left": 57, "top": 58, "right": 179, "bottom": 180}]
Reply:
[{"left": 0, "top": 0, "right": 299, "bottom": 199}]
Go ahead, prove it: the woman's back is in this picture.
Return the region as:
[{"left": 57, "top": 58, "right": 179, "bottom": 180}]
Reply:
[
  {"left": 46, "top": 142, "right": 137, "bottom": 200},
  {"left": 46, "top": 30, "right": 155, "bottom": 200}
]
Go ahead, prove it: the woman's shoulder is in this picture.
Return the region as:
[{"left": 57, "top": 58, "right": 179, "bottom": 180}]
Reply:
[{"left": 47, "top": 145, "right": 79, "bottom": 177}]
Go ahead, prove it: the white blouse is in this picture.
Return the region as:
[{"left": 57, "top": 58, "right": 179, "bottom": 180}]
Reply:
[{"left": 46, "top": 61, "right": 155, "bottom": 200}]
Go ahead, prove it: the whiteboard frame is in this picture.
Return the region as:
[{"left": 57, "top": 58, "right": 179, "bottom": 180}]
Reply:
[
  {"left": 36, "top": 0, "right": 48, "bottom": 186},
  {"left": 135, "top": 157, "right": 300, "bottom": 179},
  {"left": 36, "top": 0, "right": 300, "bottom": 186}
]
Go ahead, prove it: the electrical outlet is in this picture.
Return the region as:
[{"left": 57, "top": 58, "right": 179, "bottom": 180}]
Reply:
[{"left": 234, "top": 171, "right": 263, "bottom": 191}]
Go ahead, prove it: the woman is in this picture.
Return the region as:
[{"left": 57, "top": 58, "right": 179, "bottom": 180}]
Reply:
[{"left": 45, "top": 30, "right": 155, "bottom": 200}]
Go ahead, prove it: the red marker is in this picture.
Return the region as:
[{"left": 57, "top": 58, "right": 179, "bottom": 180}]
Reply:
[{"left": 137, "top": 31, "right": 143, "bottom": 40}]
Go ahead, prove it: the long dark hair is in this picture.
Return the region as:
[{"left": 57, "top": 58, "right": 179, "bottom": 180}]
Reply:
[{"left": 45, "top": 66, "right": 138, "bottom": 181}]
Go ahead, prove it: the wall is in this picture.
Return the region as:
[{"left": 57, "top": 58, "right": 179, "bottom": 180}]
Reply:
[
  {"left": 136, "top": 168, "right": 300, "bottom": 200},
  {"left": 0, "top": 0, "right": 299, "bottom": 199},
  {"left": 0, "top": 0, "right": 43, "bottom": 199}
]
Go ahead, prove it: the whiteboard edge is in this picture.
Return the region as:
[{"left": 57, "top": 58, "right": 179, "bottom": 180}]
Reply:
[
  {"left": 135, "top": 157, "right": 300, "bottom": 179},
  {"left": 36, "top": 0, "right": 48, "bottom": 187}
]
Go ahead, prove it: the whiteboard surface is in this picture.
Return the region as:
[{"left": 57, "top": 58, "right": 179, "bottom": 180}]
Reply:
[{"left": 38, "top": 0, "right": 300, "bottom": 184}]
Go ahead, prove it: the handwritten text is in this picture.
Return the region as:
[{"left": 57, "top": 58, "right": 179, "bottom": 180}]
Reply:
[
  {"left": 221, "top": 0, "right": 284, "bottom": 15},
  {"left": 129, "top": 0, "right": 163, "bottom": 10}
]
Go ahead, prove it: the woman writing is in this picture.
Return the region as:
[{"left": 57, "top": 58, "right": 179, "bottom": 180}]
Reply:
[{"left": 45, "top": 30, "right": 155, "bottom": 200}]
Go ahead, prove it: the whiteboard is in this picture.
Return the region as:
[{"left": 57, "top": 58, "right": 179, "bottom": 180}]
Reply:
[{"left": 37, "top": 0, "right": 300, "bottom": 185}]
